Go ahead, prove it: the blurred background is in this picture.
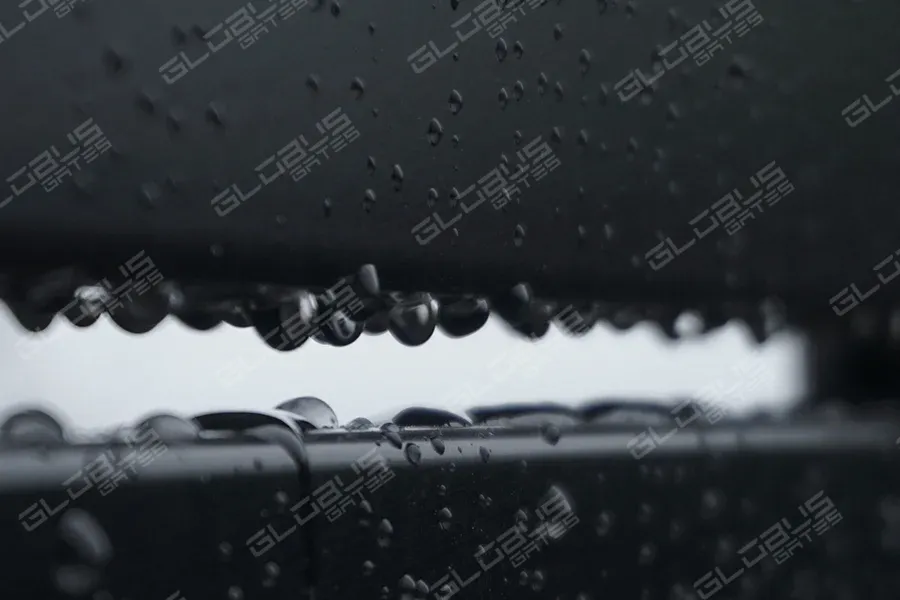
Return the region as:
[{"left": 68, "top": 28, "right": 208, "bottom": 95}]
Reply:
[{"left": 0, "top": 307, "right": 804, "bottom": 432}]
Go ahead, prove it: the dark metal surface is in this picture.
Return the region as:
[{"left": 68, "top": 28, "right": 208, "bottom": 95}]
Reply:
[
  {"left": 0, "top": 0, "right": 896, "bottom": 318},
  {"left": 2, "top": 402, "right": 900, "bottom": 599}
]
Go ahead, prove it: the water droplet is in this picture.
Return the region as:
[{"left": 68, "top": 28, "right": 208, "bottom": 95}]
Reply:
[
  {"left": 380, "top": 423, "right": 402, "bottom": 448},
  {"left": 537, "top": 72, "right": 548, "bottom": 95},
  {"left": 323, "top": 197, "right": 333, "bottom": 217},
  {"left": 265, "top": 562, "right": 280, "bottom": 578},
  {"left": 551, "top": 127, "right": 563, "bottom": 143},
  {"left": 513, "top": 41, "right": 525, "bottom": 58},
  {"left": 701, "top": 489, "right": 725, "bottom": 518},
  {"left": 554, "top": 81, "right": 564, "bottom": 100},
  {"left": 363, "top": 189, "right": 377, "bottom": 213},
  {"left": 451, "top": 134, "right": 460, "bottom": 147},
  {"left": 102, "top": 47, "right": 126, "bottom": 75},
  {"left": 391, "top": 164, "right": 404, "bottom": 190},
  {"left": 449, "top": 89, "right": 464, "bottom": 114},
  {"left": 513, "top": 130, "right": 523, "bottom": 145},
  {"left": 595, "top": 511, "right": 614, "bottom": 535},
  {"left": 363, "top": 560, "right": 376, "bottom": 575},
  {"left": 541, "top": 423, "right": 561, "bottom": 444},
  {"left": 513, "top": 80, "right": 525, "bottom": 101},
  {"left": 498, "top": 87, "right": 509, "bottom": 109},
  {"left": 427, "top": 188, "right": 439, "bottom": 207},
  {"left": 367, "top": 22, "right": 376, "bottom": 34},
  {"left": 530, "top": 570, "right": 546, "bottom": 592},
  {"left": 366, "top": 156, "right": 377, "bottom": 174},
  {"left": 638, "top": 543, "right": 657, "bottom": 565},
  {"left": 553, "top": 23, "right": 564, "bottom": 40},
  {"left": 479, "top": 446, "right": 491, "bottom": 462},
  {"left": 514, "top": 224, "right": 526, "bottom": 247},
  {"left": 430, "top": 437, "right": 446, "bottom": 454},
  {"left": 330, "top": 0, "right": 341, "bottom": 16},
  {"left": 577, "top": 129, "right": 589, "bottom": 146},
  {"left": 578, "top": 49, "right": 592, "bottom": 74},
  {"left": 306, "top": 74, "right": 320, "bottom": 91},
  {"left": 427, "top": 118, "right": 444, "bottom": 146},
  {"left": 404, "top": 443, "right": 422, "bottom": 465},
  {"left": 228, "top": 585, "right": 244, "bottom": 600},
  {"left": 350, "top": 77, "right": 366, "bottom": 97},
  {"left": 59, "top": 509, "right": 112, "bottom": 565},
  {"left": 219, "top": 541, "right": 233, "bottom": 559},
  {"left": 496, "top": 38, "right": 508, "bottom": 61},
  {"left": 205, "top": 102, "right": 226, "bottom": 126}
]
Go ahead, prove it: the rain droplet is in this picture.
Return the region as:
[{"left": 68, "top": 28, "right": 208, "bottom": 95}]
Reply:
[
  {"left": 553, "top": 23, "right": 564, "bottom": 40},
  {"left": 537, "top": 72, "right": 548, "bottom": 95},
  {"left": 514, "top": 224, "right": 526, "bottom": 247},
  {"left": 551, "top": 127, "right": 563, "bottom": 143},
  {"left": 367, "top": 156, "right": 377, "bottom": 174},
  {"left": 496, "top": 38, "right": 508, "bottom": 61},
  {"left": 578, "top": 49, "right": 592, "bottom": 74},
  {"left": 350, "top": 77, "right": 366, "bottom": 97},
  {"left": 391, "top": 164, "right": 404, "bottom": 190},
  {"left": 323, "top": 197, "right": 333, "bottom": 217},
  {"left": 427, "top": 188, "right": 438, "bottom": 207},
  {"left": 513, "top": 80, "right": 525, "bottom": 101},
  {"left": 427, "top": 119, "right": 444, "bottom": 146},
  {"left": 430, "top": 437, "right": 446, "bottom": 455},
  {"left": 577, "top": 129, "right": 589, "bottom": 146},
  {"left": 449, "top": 89, "right": 464, "bottom": 114},
  {"left": 513, "top": 41, "right": 524, "bottom": 58},
  {"left": 479, "top": 446, "right": 491, "bottom": 462},
  {"left": 498, "top": 87, "right": 509, "bottom": 109},
  {"left": 595, "top": 511, "right": 614, "bottom": 536},
  {"left": 540, "top": 423, "right": 561, "bottom": 444},
  {"left": 363, "top": 189, "right": 377, "bottom": 213},
  {"left": 404, "top": 443, "right": 422, "bottom": 466},
  {"left": 363, "top": 560, "right": 376, "bottom": 575},
  {"left": 306, "top": 74, "right": 320, "bottom": 91},
  {"left": 554, "top": 81, "right": 565, "bottom": 100}
]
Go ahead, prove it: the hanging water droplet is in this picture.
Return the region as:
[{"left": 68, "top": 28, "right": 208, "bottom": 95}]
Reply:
[
  {"left": 479, "top": 446, "right": 491, "bottom": 462},
  {"left": 541, "top": 423, "right": 561, "bottom": 444},
  {"left": 430, "top": 437, "right": 446, "bottom": 454}
]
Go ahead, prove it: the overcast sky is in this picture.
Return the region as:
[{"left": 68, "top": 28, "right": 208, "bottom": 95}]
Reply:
[{"left": 0, "top": 307, "right": 804, "bottom": 432}]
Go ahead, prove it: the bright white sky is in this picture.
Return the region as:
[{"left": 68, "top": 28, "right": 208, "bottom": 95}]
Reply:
[{"left": 0, "top": 307, "right": 804, "bottom": 431}]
